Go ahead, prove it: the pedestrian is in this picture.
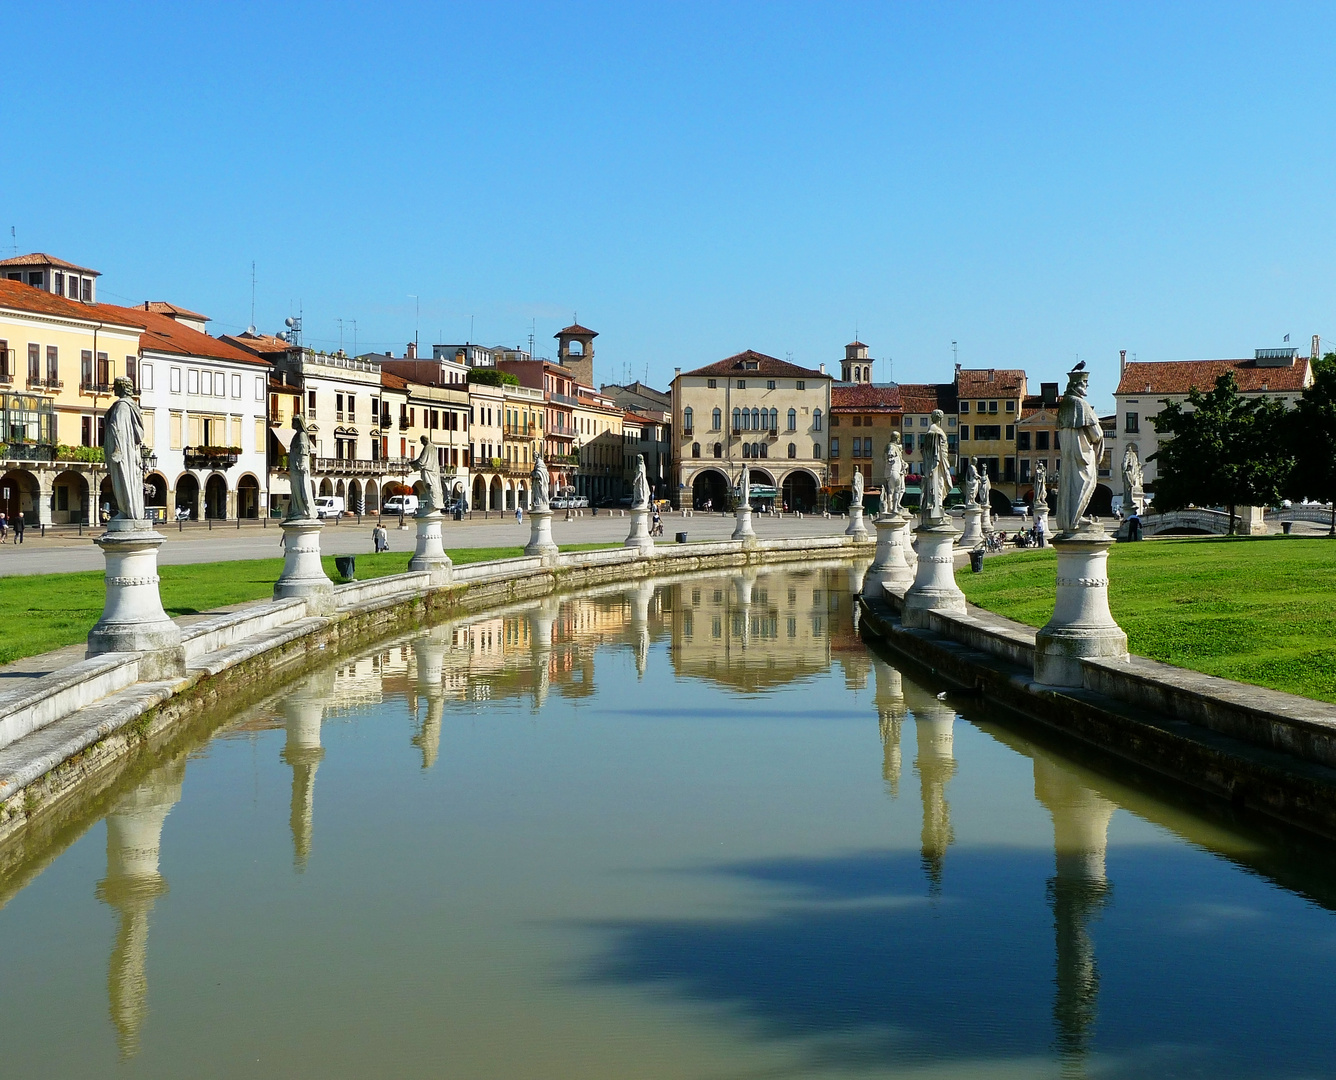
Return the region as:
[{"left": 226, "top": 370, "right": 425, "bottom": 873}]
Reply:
[
  {"left": 0, "top": 513, "right": 8, "bottom": 544},
  {"left": 372, "top": 523, "right": 388, "bottom": 552},
  {"left": 1035, "top": 516, "right": 1046, "bottom": 548},
  {"left": 13, "top": 514, "right": 24, "bottom": 544},
  {"left": 516, "top": 504, "right": 523, "bottom": 524}
]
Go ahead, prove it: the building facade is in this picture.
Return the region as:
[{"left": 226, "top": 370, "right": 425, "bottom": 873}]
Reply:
[
  {"left": 955, "top": 366, "right": 1028, "bottom": 499},
  {"left": 829, "top": 382, "right": 902, "bottom": 502}
]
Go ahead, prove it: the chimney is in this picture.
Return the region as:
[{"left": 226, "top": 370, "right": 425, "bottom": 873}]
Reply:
[
  {"left": 988, "top": 368, "right": 995, "bottom": 382},
  {"left": 407, "top": 342, "right": 417, "bottom": 360},
  {"left": 1120, "top": 349, "right": 1127, "bottom": 377},
  {"left": 1314, "top": 335, "right": 1321, "bottom": 360},
  {"left": 819, "top": 363, "right": 826, "bottom": 374}
]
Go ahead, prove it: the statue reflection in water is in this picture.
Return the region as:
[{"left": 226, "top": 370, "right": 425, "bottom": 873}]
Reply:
[
  {"left": 412, "top": 628, "right": 448, "bottom": 769},
  {"left": 1033, "top": 748, "right": 1115, "bottom": 1076},
  {"left": 871, "top": 655, "right": 906, "bottom": 798},
  {"left": 280, "top": 670, "right": 333, "bottom": 871},
  {"left": 903, "top": 681, "right": 958, "bottom": 892},
  {"left": 94, "top": 756, "right": 185, "bottom": 1058}
]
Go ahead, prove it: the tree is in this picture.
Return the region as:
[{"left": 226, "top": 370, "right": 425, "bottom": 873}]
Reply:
[
  {"left": 1286, "top": 352, "right": 1336, "bottom": 533},
  {"left": 1149, "top": 371, "right": 1292, "bottom": 534},
  {"left": 467, "top": 368, "right": 519, "bottom": 388}
]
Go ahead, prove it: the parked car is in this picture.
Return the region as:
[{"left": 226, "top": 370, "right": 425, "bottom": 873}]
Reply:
[
  {"left": 314, "top": 496, "right": 345, "bottom": 519},
  {"left": 1010, "top": 501, "right": 1029, "bottom": 516},
  {"left": 382, "top": 494, "right": 419, "bottom": 516}
]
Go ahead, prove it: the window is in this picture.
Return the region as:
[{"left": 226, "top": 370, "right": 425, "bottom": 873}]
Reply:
[
  {"left": 707, "top": 378, "right": 717, "bottom": 389},
  {"left": 975, "top": 425, "right": 1002, "bottom": 440},
  {"left": 1036, "top": 431, "right": 1050, "bottom": 451},
  {"left": 786, "top": 408, "right": 797, "bottom": 431},
  {"left": 215, "top": 371, "right": 225, "bottom": 396},
  {"left": 691, "top": 442, "right": 700, "bottom": 458},
  {"left": 1006, "top": 400, "right": 1015, "bottom": 412},
  {"left": 796, "top": 380, "right": 805, "bottom": 390},
  {"left": 0, "top": 340, "right": 7, "bottom": 380},
  {"left": 97, "top": 352, "right": 109, "bottom": 386},
  {"left": 960, "top": 401, "right": 970, "bottom": 414},
  {"left": 348, "top": 396, "right": 356, "bottom": 422},
  {"left": 960, "top": 425, "right": 969, "bottom": 440},
  {"left": 170, "top": 366, "right": 181, "bottom": 393},
  {"left": 142, "top": 363, "right": 154, "bottom": 390},
  {"left": 81, "top": 278, "right": 92, "bottom": 302},
  {"left": 255, "top": 376, "right": 265, "bottom": 401},
  {"left": 202, "top": 370, "right": 212, "bottom": 396},
  {"left": 1017, "top": 430, "right": 1031, "bottom": 451},
  {"left": 1020, "top": 459, "right": 1031, "bottom": 482},
  {"left": 188, "top": 368, "right": 200, "bottom": 395},
  {"left": 813, "top": 409, "right": 822, "bottom": 431},
  {"left": 831, "top": 414, "right": 841, "bottom": 427},
  {"left": 737, "top": 380, "right": 746, "bottom": 389},
  {"left": 903, "top": 435, "right": 913, "bottom": 452},
  {"left": 683, "top": 406, "right": 693, "bottom": 432},
  {"left": 45, "top": 345, "right": 58, "bottom": 384},
  {"left": 1005, "top": 425, "right": 1015, "bottom": 440},
  {"left": 713, "top": 443, "right": 722, "bottom": 458},
  {"left": 308, "top": 389, "right": 317, "bottom": 417},
  {"left": 231, "top": 374, "right": 242, "bottom": 398},
  {"left": 989, "top": 401, "right": 998, "bottom": 413},
  {"left": 830, "top": 437, "right": 840, "bottom": 457},
  {"left": 767, "top": 379, "right": 776, "bottom": 390},
  {"left": 1004, "top": 457, "right": 1016, "bottom": 481},
  {"left": 788, "top": 442, "right": 796, "bottom": 458},
  {"left": 1125, "top": 412, "right": 1139, "bottom": 433},
  {"left": 919, "top": 417, "right": 928, "bottom": 427},
  {"left": 813, "top": 442, "right": 822, "bottom": 458},
  {"left": 126, "top": 357, "right": 136, "bottom": 390},
  {"left": 711, "top": 407, "right": 721, "bottom": 430},
  {"left": 27, "top": 343, "right": 39, "bottom": 383},
  {"left": 732, "top": 407, "right": 741, "bottom": 431},
  {"left": 751, "top": 407, "right": 761, "bottom": 429},
  {"left": 27, "top": 272, "right": 42, "bottom": 287},
  {"left": 948, "top": 417, "right": 956, "bottom": 427},
  {"left": 742, "top": 443, "right": 751, "bottom": 459}
]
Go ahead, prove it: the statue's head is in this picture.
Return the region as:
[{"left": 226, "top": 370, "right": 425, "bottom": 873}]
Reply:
[
  {"left": 1066, "top": 368, "right": 1090, "bottom": 397},
  {"left": 930, "top": 409, "right": 944, "bottom": 426},
  {"left": 420, "top": 434, "right": 429, "bottom": 446},
  {"left": 113, "top": 376, "right": 134, "bottom": 398},
  {"left": 637, "top": 453, "right": 645, "bottom": 467},
  {"left": 292, "top": 414, "right": 307, "bottom": 432}
]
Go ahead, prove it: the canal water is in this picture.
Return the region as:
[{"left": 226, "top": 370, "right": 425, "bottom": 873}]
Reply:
[{"left": 4, "top": 562, "right": 1336, "bottom": 1078}]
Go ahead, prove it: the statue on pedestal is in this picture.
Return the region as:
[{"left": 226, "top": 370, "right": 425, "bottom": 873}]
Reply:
[
  {"left": 851, "top": 468, "right": 864, "bottom": 509},
  {"left": 1122, "top": 444, "right": 1144, "bottom": 514},
  {"left": 738, "top": 467, "right": 751, "bottom": 507},
  {"left": 979, "top": 466, "right": 992, "bottom": 514},
  {"left": 884, "top": 441, "right": 906, "bottom": 515},
  {"left": 287, "top": 415, "right": 316, "bottom": 521},
  {"left": 1034, "top": 460, "right": 1048, "bottom": 508},
  {"left": 1056, "top": 367, "right": 1104, "bottom": 533},
  {"left": 413, "top": 436, "right": 443, "bottom": 515},
  {"left": 104, "top": 377, "right": 146, "bottom": 522},
  {"left": 531, "top": 453, "right": 550, "bottom": 512},
  {"left": 632, "top": 454, "right": 650, "bottom": 509},
  {"left": 963, "top": 457, "right": 980, "bottom": 507},
  {"left": 920, "top": 410, "right": 953, "bottom": 524}
]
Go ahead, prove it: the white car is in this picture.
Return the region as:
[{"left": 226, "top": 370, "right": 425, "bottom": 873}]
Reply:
[
  {"left": 314, "top": 496, "right": 345, "bottom": 519},
  {"left": 383, "top": 494, "right": 419, "bottom": 516}
]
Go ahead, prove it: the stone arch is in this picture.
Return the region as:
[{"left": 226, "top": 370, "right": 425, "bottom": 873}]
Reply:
[
  {"left": 518, "top": 480, "right": 529, "bottom": 509},
  {"left": 0, "top": 469, "right": 38, "bottom": 524},
  {"left": 747, "top": 466, "right": 775, "bottom": 487},
  {"left": 348, "top": 478, "right": 363, "bottom": 513},
  {"left": 236, "top": 473, "right": 261, "bottom": 518},
  {"left": 1089, "top": 483, "right": 1114, "bottom": 518},
  {"left": 781, "top": 469, "right": 819, "bottom": 513},
  {"left": 204, "top": 473, "right": 228, "bottom": 519},
  {"left": 366, "top": 479, "right": 381, "bottom": 512},
  {"left": 174, "top": 473, "right": 200, "bottom": 519},
  {"left": 318, "top": 477, "right": 334, "bottom": 497},
  {"left": 52, "top": 469, "right": 90, "bottom": 524},
  {"left": 473, "top": 474, "right": 486, "bottom": 510},
  {"left": 335, "top": 479, "right": 346, "bottom": 500},
  {"left": 988, "top": 487, "right": 1012, "bottom": 519},
  {"left": 691, "top": 468, "right": 729, "bottom": 511},
  {"left": 489, "top": 475, "right": 503, "bottom": 510},
  {"left": 144, "top": 471, "right": 169, "bottom": 511}
]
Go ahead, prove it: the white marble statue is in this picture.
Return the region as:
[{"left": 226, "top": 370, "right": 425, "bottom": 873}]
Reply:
[
  {"left": 631, "top": 454, "right": 650, "bottom": 509},
  {"left": 851, "top": 468, "right": 864, "bottom": 509},
  {"left": 884, "top": 441, "right": 906, "bottom": 515},
  {"left": 104, "top": 377, "right": 146, "bottom": 522},
  {"left": 287, "top": 415, "right": 316, "bottom": 521},
  {"left": 738, "top": 467, "right": 750, "bottom": 506},
  {"left": 963, "top": 457, "right": 980, "bottom": 507},
  {"left": 1122, "top": 444, "right": 1144, "bottom": 514},
  {"left": 531, "top": 453, "right": 550, "bottom": 512},
  {"left": 1034, "top": 460, "right": 1048, "bottom": 507},
  {"left": 979, "top": 465, "right": 991, "bottom": 513},
  {"left": 920, "top": 409, "right": 952, "bottom": 524},
  {"left": 1056, "top": 367, "right": 1104, "bottom": 533},
  {"left": 413, "top": 435, "right": 443, "bottom": 515}
]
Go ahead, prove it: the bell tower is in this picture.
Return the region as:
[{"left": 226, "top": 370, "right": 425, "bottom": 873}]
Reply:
[
  {"left": 555, "top": 320, "right": 597, "bottom": 387},
  {"left": 842, "top": 341, "right": 871, "bottom": 384}
]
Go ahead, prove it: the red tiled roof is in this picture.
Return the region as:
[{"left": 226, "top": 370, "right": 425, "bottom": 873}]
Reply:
[
  {"left": 623, "top": 412, "right": 659, "bottom": 425},
  {"left": 379, "top": 371, "right": 410, "bottom": 391},
  {"left": 1116, "top": 358, "right": 1312, "bottom": 396},
  {"left": 221, "top": 331, "right": 293, "bottom": 356},
  {"left": 0, "top": 252, "right": 100, "bottom": 275},
  {"left": 831, "top": 383, "right": 902, "bottom": 411},
  {"left": 144, "top": 300, "right": 209, "bottom": 322},
  {"left": 956, "top": 367, "right": 1026, "bottom": 396},
  {"left": 555, "top": 323, "right": 598, "bottom": 338},
  {"left": 99, "top": 304, "right": 269, "bottom": 367},
  {"left": 0, "top": 278, "right": 144, "bottom": 328},
  {"left": 898, "top": 382, "right": 957, "bottom": 414},
  {"left": 682, "top": 349, "right": 828, "bottom": 380}
]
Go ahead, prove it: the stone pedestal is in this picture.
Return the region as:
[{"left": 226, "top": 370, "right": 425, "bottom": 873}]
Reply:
[
  {"left": 845, "top": 505, "right": 869, "bottom": 541},
  {"left": 863, "top": 513, "right": 915, "bottom": 600},
  {"left": 408, "top": 511, "right": 453, "bottom": 583},
  {"left": 274, "top": 518, "right": 334, "bottom": 613},
  {"left": 957, "top": 506, "right": 985, "bottom": 548},
  {"left": 524, "top": 509, "right": 559, "bottom": 559},
  {"left": 624, "top": 506, "right": 655, "bottom": 555},
  {"left": 1034, "top": 529, "right": 1128, "bottom": 688},
  {"left": 1035, "top": 503, "right": 1050, "bottom": 539},
  {"left": 732, "top": 505, "right": 756, "bottom": 541},
  {"left": 88, "top": 520, "right": 184, "bottom": 676},
  {"left": 902, "top": 521, "right": 966, "bottom": 628},
  {"left": 981, "top": 506, "right": 993, "bottom": 532}
]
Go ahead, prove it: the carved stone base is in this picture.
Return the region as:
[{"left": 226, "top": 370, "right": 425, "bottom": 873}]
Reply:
[
  {"left": 902, "top": 522, "right": 966, "bottom": 628},
  {"left": 863, "top": 512, "right": 915, "bottom": 600},
  {"left": 624, "top": 506, "right": 655, "bottom": 555},
  {"left": 957, "top": 506, "right": 985, "bottom": 548},
  {"left": 274, "top": 518, "right": 335, "bottom": 613},
  {"left": 525, "top": 509, "right": 559, "bottom": 560},
  {"left": 1034, "top": 529, "right": 1128, "bottom": 687},
  {"left": 1035, "top": 504, "right": 1050, "bottom": 539},
  {"left": 88, "top": 521, "right": 183, "bottom": 675},
  {"left": 845, "top": 505, "right": 869, "bottom": 541},
  {"left": 409, "top": 511, "right": 453, "bottom": 583},
  {"left": 731, "top": 506, "right": 756, "bottom": 541}
]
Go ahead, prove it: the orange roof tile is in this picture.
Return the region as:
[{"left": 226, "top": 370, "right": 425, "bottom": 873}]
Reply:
[
  {"left": 0, "top": 252, "right": 100, "bottom": 275},
  {"left": 831, "top": 384, "right": 901, "bottom": 411},
  {"left": 898, "top": 382, "right": 957, "bottom": 414},
  {"left": 0, "top": 278, "right": 144, "bottom": 328},
  {"left": 682, "top": 350, "right": 828, "bottom": 380},
  {"left": 379, "top": 371, "right": 410, "bottom": 391},
  {"left": 555, "top": 323, "right": 598, "bottom": 338},
  {"left": 956, "top": 368, "right": 1026, "bottom": 396},
  {"left": 144, "top": 300, "right": 209, "bottom": 322},
  {"left": 98, "top": 304, "right": 269, "bottom": 367},
  {"left": 1116, "top": 358, "right": 1312, "bottom": 396}
]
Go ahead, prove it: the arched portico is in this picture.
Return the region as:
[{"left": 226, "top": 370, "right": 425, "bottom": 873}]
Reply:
[
  {"left": 204, "top": 473, "right": 228, "bottom": 520},
  {"left": 174, "top": 473, "right": 199, "bottom": 520},
  {"left": 52, "top": 469, "right": 90, "bottom": 525},
  {"left": 0, "top": 469, "right": 38, "bottom": 525},
  {"left": 690, "top": 468, "right": 730, "bottom": 511},
  {"left": 365, "top": 479, "right": 380, "bottom": 512},
  {"left": 781, "top": 469, "right": 819, "bottom": 513},
  {"left": 237, "top": 473, "right": 261, "bottom": 518}
]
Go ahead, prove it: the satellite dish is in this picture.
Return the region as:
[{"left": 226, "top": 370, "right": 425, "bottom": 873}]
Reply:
[
  {"left": 285, "top": 317, "right": 296, "bottom": 329},
  {"left": 246, "top": 324, "right": 257, "bottom": 335},
  {"left": 276, "top": 331, "right": 288, "bottom": 341}
]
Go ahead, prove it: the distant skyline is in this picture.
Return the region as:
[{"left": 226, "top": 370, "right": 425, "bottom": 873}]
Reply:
[{"left": 4, "top": 2, "right": 1336, "bottom": 411}]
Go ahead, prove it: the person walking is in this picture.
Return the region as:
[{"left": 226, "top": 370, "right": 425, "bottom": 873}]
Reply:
[
  {"left": 0, "top": 513, "right": 9, "bottom": 544},
  {"left": 515, "top": 504, "right": 523, "bottom": 525},
  {"left": 13, "top": 514, "right": 24, "bottom": 544},
  {"left": 372, "top": 523, "right": 388, "bottom": 552}
]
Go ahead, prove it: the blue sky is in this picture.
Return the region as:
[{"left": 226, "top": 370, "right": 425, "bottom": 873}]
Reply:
[{"left": 4, "top": 2, "right": 1334, "bottom": 409}]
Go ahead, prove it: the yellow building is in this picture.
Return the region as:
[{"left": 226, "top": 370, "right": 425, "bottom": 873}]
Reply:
[
  {"left": 955, "top": 367, "right": 1028, "bottom": 501},
  {"left": 572, "top": 388, "right": 624, "bottom": 503}
]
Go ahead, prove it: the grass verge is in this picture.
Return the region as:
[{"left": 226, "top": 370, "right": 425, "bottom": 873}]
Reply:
[
  {"left": 958, "top": 536, "right": 1336, "bottom": 703},
  {"left": 0, "top": 543, "right": 612, "bottom": 667}
]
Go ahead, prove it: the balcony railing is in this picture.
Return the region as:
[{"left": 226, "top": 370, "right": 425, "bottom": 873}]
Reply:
[
  {"left": 80, "top": 381, "right": 113, "bottom": 394},
  {"left": 503, "top": 423, "right": 538, "bottom": 437},
  {"left": 681, "top": 427, "right": 693, "bottom": 439},
  {"left": 27, "top": 378, "right": 63, "bottom": 390},
  {"left": 312, "top": 456, "right": 419, "bottom": 476},
  {"left": 183, "top": 445, "right": 240, "bottom": 468},
  {"left": 1, "top": 443, "right": 56, "bottom": 462}
]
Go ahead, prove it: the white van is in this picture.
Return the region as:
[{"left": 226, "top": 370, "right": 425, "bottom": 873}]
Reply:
[
  {"left": 314, "top": 496, "right": 345, "bottom": 519},
  {"left": 383, "top": 494, "right": 419, "bottom": 516}
]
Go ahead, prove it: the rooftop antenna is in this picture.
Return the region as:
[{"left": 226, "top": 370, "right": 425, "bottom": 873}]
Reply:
[
  {"left": 952, "top": 340, "right": 958, "bottom": 370},
  {"left": 351, "top": 319, "right": 358, "bottom": 357},
  {"left": 336, "top": 318, "right": 344, "bottom": 354},
  {"left": 469, "top": 314, "right": 474, "bottom": 344},
  {"left": 9, "top": 226, "right": 15, "bottom": 257},
  {"left": 408, "top": 295, "right": 419, "bottom": 352},
  {"left": 528, "top": 318, "right": 535, "bottom": 359},
  {"left": 250, "top": 261, "right": 256, "bottom": 328}
]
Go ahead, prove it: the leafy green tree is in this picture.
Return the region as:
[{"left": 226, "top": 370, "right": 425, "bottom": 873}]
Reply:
[
  {"left": 1149, "top": 371, "right": 1292, "bottom": 534},
  {"left": 466, "top": 368, "right": 519, "bottom": 387},
  {"left": 1286, "top": 352, "right": 1336, "bottom": 532}
]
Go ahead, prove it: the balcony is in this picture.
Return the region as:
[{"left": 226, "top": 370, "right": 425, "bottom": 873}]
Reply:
[
  {"left": 314, "top": 456, "right": 390, "bottom": 476},
  {"left": 681, "top": 427, "right": 694, "bottom": 439},
  {"left": 27, "top": 378, "right": 63, "bottom": 391},
  {"left": 399, "top": 416, "right": 410, "bottom": 429},
  {"left": 1, "top": 442, "right": 56, "bottom": 462},
  {"left": 183, "top": 445, "right": 239, "bottom": 468},
  {"left": 503, "top": 422, "right": 538, "bottom": 437},
  {"left": 80, "top": 381, "right": 113, "bottom": 395}
]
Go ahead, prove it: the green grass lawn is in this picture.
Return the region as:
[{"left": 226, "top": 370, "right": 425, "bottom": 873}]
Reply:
[
  {"left": 959, "top": 536, "right": 1336, "bottom": 702},
  {"left": 0, "top": 543, "right": 611, "bottom": 667}
]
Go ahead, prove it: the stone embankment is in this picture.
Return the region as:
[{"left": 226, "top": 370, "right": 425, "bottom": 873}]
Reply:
[
  {"left": 0, "top": 536, "right": 872, "bottom": 846},
  {"left": 861, "top": 583, "right": 1336, "bottom": 839}
]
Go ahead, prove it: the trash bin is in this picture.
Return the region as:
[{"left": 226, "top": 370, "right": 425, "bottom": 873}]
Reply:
[
  {"left": 969, "top": 549, "right": 985, "bottom": 573},
  {"left": 334, "top": 555, "right": 356, "bottom": 581},
  {"left": 676, "top": 531, "right": 688, "bottom": 544},
  {"left": 1282, "top": 521, "right": 1293, "bottom": 535}
]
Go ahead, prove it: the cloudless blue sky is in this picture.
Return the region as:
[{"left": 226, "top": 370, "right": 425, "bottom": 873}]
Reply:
[{"left": 4, "top": 1, "right": 1335, "bottom": 409}]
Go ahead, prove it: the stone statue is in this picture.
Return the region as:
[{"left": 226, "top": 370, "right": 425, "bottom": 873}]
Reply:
[
  {"left": 738, "top": 467, "right": 750, "bottom": 506},
  {"left": 1034, "top": 460, "right": 1048, "bottom": 507},
  {"left": 287, "top": 415, "right": 316, "bottom": 520},
  {"left": 1056, "top": 366, "right": 1104, "bottom": 533},
  {"left": 104, "top": 377, "right": 146, "bottom": 522},
  {"left": 851, "top": 468, "right": 864, "bottom": 509},
  {"left": 979, "top": 465, "right": 991, "bottom": 513},
  {"left": 1122, "top": 444, "right": 1144, "bottom": 514},
  {"left": 531, "top": 452, "right": 550, "bottom": 511},
  {"left": 920, "top": 409, "right": 952, "bottom": 524},
  {"left": 884, "top": 441, "right": 906, "bottom": 516},
  {"left": 413, "top": 435, "right": 443, "bottom": 515},
  {"left": 631, "top": 454, "right": 650, "bottom": 509},
  {"left": 963, "top": 457, "right": 980, "bottom": 507}
]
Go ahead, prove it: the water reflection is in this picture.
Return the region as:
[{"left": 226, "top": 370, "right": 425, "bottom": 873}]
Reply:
[
  {"left": 94, "top": 756, "right": 184, "bottom": 1057},
  {"left": 872, "top": 657, "right": 905, "bottom": 797},
  {"left": 411, "top": 628, "right": 448, "bottom": 769},
  {"left": 907, "top": 681, "right": 958, "bottom": 891},
  {"left": 280, "top": 671, "right": 330, "bottom": 870}
]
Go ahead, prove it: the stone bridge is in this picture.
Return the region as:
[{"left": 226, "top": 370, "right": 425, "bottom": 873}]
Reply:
[
  {"left": 1116, "top": 507, "right": 1264, "bottom": 538},
  {"left": 1269, "top": 505, "right": 1336, "bottom": 528}
]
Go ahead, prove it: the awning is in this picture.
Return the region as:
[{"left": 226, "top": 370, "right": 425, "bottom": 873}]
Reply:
[{"left": 270, "top": 426, "right": 295, "bottom": 451}]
